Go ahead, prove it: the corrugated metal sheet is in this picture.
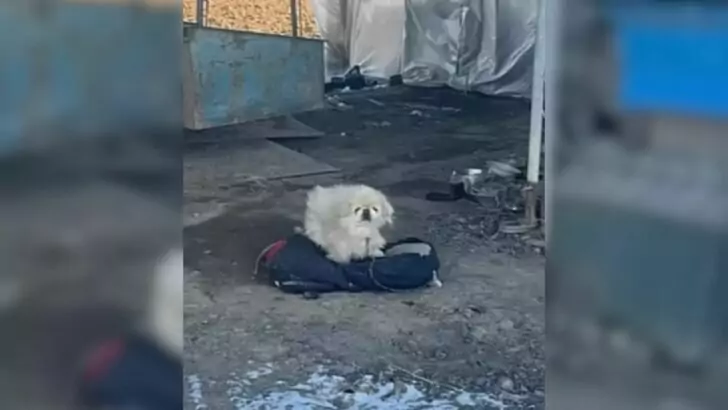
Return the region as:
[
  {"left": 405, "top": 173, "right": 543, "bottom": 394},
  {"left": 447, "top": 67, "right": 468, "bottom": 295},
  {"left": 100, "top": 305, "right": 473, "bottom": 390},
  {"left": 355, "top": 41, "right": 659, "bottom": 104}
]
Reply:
[{"left": 183, "top": 25, "right": 325, "bottom": 129}]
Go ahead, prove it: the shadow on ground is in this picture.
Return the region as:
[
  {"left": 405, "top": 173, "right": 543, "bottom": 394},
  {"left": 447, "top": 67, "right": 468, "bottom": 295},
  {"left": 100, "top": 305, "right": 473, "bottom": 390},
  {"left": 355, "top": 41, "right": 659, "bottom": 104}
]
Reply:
[{"left": 185, "top": 209, "right": 299, "bottom": 287}]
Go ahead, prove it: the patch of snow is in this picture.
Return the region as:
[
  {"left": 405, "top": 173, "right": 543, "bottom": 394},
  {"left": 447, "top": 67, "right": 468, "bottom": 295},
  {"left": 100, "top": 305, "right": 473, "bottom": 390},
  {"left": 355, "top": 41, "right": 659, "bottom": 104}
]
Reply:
[
  {"left": 456, "top": 392, "right": 477, "bottom": 406},
  {"left": 186, "top": 374, "right": 208, "bottom": 410},
  {"left": 244, "top": 363, "right": 274, "bottom": 380},
  {"left": 226, "top": 365, "right": 510, "bottom": 410}
]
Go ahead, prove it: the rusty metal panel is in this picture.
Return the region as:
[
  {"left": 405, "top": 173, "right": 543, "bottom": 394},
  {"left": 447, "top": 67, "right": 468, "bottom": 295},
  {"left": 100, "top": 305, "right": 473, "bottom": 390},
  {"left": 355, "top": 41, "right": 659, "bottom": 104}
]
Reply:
[{"left": 183, "top": 25, "right": 325, "bottom": 130}]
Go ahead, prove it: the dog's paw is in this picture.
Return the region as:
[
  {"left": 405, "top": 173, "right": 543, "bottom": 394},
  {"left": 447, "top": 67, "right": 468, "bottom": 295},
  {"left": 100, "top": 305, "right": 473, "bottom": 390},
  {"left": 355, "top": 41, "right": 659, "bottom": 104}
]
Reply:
[
  {"left": 326, "top": 252, "right": 351, "bottom": 264},
  {"left": 370, "top": 249, "right": 385, "bottom": 258},
  {"left": 429, "top": 271, "right": 443, "bottom": 288}
]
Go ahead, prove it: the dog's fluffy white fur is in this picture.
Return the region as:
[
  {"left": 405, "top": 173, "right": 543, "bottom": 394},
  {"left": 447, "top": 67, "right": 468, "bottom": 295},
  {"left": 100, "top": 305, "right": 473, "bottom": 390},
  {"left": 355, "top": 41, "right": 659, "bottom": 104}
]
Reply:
[
  {"left": 304, "top": 184, "right": 394, "bottom": 264},
  {"left": 145, "top": 248, "right": 183, "bottom": 357}
]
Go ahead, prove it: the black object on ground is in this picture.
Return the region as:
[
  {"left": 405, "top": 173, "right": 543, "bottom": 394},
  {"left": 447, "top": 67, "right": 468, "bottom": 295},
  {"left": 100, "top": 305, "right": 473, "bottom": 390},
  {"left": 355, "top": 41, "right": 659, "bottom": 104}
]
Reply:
[
  {"left": 302, "top": 291, "right": 320, "bottom": 300},
  {"left": 260, "top": 234, "right": 439, "bottom": 295},
  {"left": 325, "top": 76, "right": 346, "bottom": 93},
  {"left": 343, "top": 65, "right": 367, "bottom": 90},
  {"left": 425, "top": 181, "right": 479, "bottom": 203},
  {"left": 325, "top": 66, "right": 395, "bottom": 93},
  {"left": 79, "top": 335, "right": 182, "bottom": 410},
  {"left": 389, "top": 74, "right": 404, "bottom": 86}
]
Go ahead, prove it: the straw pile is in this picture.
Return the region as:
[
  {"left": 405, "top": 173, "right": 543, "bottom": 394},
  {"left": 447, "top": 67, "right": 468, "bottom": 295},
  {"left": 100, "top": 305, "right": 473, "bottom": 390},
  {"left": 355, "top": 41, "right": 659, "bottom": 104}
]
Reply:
[{"left": 183, "top": 0, "right": 320, "bottom": 38}]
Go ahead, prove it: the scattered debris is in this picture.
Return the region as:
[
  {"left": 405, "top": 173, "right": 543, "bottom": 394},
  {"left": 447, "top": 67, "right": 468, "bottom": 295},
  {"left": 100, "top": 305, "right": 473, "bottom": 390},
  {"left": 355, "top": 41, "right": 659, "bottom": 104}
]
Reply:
[
  {"left": 302, "top": 291, "right": 320, "bottom": 300},
  {"left": 524, "top": 237, "right": 545, "bottom": 249},
  {"left": 499, "top": 220, "right": 537, "bottom": 235},
  {"left": 389, "top": 74, "right": 404, "bottom": 86},
  {"left": 326, "top": 95, "right": 352, "bottom": 111},
  {"left": 487, "top": 160, "right": 521, "bottom": 178},
  {"left": 424, "top": 162, "right": 544, "bottom": 255},
  {"left": 403, "top": 103, "right": 461, "bottom": 113},
  {"left": 343, "top": 65, "right": 367, "bottom": 90},
  {"left": 425, "top": 174, "right": 477, "bottom": 203},
  {"left": 367, "top": 98, "right": 386, "bottom": 107},
  {"left": 364, "top": 120, "right": 391, "bottom": 128},
  {"left": 325, "top": 76, "right": 346, "bottom": 94},
  {"left": 425, "top": 168, "right": 499, "bottom": 203},
  {"left": 498, "top": 376, "right": 515, "bottom": 392},
  {"left": 325, "top": 66, "right": 386, "bottom": 94}
]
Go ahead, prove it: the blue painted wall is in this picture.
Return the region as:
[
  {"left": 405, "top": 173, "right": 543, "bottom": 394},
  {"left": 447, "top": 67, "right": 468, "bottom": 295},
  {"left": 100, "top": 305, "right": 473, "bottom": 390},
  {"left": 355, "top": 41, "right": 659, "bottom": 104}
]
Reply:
[
  {"left": 184, "top": 26, "right": 325, "bottom": 129},
  {"left": 611, "top": 8, "right": 728, "bottom": 118},
  {"left": 0, "top": 4, "right": 180, "bottom": 155}
]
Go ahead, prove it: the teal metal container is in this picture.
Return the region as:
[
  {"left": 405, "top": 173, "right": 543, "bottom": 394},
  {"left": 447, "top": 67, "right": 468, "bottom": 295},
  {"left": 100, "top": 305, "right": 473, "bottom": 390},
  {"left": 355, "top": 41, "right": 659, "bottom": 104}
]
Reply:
[{"left": 183, "top": 25, "right": 325, "bottom": 130}]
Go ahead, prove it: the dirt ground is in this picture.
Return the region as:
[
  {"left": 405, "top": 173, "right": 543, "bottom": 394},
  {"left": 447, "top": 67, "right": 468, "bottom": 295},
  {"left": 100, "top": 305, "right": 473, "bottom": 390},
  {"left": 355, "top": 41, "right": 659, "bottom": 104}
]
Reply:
[
  {"left": 183, "top": 87, "right": 545, "bottom": 409},
  {"left": 183, "top": 0, "right": 320, "bottom": 38}
]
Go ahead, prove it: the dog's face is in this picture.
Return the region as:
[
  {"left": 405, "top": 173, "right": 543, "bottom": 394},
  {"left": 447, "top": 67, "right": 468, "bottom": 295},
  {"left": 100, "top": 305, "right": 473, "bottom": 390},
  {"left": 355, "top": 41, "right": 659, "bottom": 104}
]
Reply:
[
  {"left": 346, "top": 188, "right": 394, "bottom": 229},
  {"left": 352, "top": 203, "right": 381, "bottom": 224}
]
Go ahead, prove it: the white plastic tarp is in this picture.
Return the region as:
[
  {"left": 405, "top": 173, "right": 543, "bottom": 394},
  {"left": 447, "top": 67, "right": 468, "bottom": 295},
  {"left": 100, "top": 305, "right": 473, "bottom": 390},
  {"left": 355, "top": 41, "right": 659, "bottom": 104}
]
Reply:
[
  {"left": 308, "top": 0, "right": 406, "bottom": 80},
  {"left": 308, "top": 0, "right": 538, "bottom": 98}
]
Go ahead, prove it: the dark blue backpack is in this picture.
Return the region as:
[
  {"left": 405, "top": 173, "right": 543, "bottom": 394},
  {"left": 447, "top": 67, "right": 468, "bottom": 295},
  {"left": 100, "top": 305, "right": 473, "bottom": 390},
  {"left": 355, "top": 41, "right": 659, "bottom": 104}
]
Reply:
[{"left": 258, "top": 234, "right": 440, "bottom": 294}]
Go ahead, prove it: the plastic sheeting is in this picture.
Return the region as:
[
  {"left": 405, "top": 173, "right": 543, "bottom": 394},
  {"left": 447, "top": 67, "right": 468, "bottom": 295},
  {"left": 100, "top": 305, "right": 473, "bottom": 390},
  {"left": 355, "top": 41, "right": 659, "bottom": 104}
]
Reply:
[
  {"left": 308, "top": 0, "right": 406, "bottom": 80},
  {"left": 309, "top": 0, "right": 538, "bottom": 98}
]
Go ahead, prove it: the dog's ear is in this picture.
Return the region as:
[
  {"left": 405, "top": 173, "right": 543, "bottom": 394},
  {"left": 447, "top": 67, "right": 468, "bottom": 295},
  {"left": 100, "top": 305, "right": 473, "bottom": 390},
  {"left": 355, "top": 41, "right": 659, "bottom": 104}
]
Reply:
[
  {"left": 307, "top": 185, "right": 325, "bottom": 203},
  {"left": 382, "top": 197, "right": 394, "bottom": 225}
]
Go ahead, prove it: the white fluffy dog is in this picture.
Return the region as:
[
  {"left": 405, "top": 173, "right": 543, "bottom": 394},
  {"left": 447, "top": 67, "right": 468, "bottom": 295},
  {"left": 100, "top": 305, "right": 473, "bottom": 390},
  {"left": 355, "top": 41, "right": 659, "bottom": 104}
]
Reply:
[{"left": 303, "top": 184, "right": 394, "bottom": 264}]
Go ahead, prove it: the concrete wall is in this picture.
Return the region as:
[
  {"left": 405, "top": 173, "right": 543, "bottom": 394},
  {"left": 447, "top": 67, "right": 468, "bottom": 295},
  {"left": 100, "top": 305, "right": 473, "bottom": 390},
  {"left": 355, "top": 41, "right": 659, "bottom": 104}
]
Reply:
[{"left": 183, "top": 25, "right": 325, "bottom": 129}]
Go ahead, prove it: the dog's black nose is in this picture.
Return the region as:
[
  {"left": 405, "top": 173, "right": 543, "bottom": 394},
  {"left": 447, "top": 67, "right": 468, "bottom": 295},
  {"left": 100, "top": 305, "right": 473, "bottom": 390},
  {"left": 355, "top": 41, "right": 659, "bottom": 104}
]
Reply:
[{"left": 361, "top": 208, "right": 371, "bottom": 221}]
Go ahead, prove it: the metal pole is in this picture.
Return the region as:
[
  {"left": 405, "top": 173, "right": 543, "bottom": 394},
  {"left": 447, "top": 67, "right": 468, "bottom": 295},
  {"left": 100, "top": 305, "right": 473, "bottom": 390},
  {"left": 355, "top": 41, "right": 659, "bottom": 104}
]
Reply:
[
  {"left": 196, "top": 0, "right": 205, "bottom": 27},
  {"left": 527, "top": 0, "right": 546, "bottom": 186},
  {"left": 543, "top": 0, "right": 562, "bottom": 247},
  {"left": 290, "top": 0, "right": 299, "bottom": 37}
]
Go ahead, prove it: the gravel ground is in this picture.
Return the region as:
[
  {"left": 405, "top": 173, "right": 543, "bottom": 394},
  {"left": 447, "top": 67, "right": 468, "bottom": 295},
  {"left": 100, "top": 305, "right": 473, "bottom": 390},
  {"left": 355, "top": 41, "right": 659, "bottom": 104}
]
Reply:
[{"left": 183, "top": 0, "right": 320, "bottom": 38}]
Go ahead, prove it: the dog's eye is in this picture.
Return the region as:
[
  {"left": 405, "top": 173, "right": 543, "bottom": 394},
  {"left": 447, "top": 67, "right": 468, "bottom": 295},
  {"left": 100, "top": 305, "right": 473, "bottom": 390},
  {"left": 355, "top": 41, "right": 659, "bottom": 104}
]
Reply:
[
  {"left": 354, "top": 207, "right": 362, "bottom": 213},
  {"left": 371, "top": 207, "right": 379, "bottom": 213}
]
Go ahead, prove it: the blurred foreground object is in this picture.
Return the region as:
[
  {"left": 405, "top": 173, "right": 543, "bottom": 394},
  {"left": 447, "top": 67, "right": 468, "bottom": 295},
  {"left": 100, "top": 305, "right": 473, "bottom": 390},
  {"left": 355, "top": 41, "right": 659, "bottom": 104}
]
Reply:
[
  {"left": 0, "top": 0, "right": 181, "bottom": 409},
  {"left": 79, "top": 335, "right": 182, "bottom": 410},
  {"left": 549, "top": 0, "right": 728, "bottom": 409}
]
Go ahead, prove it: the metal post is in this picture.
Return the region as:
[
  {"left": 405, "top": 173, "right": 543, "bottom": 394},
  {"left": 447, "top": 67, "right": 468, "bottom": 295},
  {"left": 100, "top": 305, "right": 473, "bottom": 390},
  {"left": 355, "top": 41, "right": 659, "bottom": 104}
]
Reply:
[
  {"left": 520, "top": 0, "right": 548, "bottom": 233},
  {"left": 543, "top": 0, "right": 561, "bottom": 247},
  {"left": 527, "top": 0, "right": 546, "bottom": 186},
  {"left": 196, "top": 0, "right": 205, "bottom": 27},
  {"left": 290, "top": 0, "right": 299, "bottom": 37}
]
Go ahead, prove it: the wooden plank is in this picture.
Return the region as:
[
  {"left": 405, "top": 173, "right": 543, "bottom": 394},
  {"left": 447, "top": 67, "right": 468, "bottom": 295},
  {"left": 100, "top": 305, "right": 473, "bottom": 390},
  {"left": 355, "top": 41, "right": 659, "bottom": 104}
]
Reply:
[{"left": 185, "top": 116, "right": 324, "bottom": 143}]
